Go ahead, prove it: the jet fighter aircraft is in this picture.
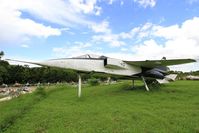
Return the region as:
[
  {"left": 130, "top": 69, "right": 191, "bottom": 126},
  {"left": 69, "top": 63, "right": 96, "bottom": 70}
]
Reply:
[{"left": 6, "top": 54, "right": 196, "bottom": 97}]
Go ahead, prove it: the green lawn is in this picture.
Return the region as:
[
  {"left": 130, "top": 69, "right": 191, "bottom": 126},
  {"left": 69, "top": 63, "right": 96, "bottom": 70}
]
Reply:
[{"left": 0, "top": 80, "right": 199, "bottom": 133}]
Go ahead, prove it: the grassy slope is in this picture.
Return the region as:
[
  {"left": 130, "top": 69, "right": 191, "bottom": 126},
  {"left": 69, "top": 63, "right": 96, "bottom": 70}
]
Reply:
[{"left": 0, "top": 81, "right": 199, "bottom": 133}]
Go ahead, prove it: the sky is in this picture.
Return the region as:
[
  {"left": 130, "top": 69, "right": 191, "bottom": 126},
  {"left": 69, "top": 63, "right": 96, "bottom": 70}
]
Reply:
[{"left": 0, "top": 0, "right": 199, "bottom": 72}]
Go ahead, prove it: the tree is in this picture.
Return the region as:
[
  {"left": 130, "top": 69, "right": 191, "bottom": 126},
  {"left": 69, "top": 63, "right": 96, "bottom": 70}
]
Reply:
[
  {"left": 0, "top": 66, "right": 8, "bottom": 84},
  {"left": 0, "top": 51, "right": 4, "bottom": 60},
  {"left": 0, "top": 60, "right": 9, "bottom": 84}
]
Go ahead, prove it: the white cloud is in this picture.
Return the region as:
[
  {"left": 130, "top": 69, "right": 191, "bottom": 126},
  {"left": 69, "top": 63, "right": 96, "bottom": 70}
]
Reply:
[
  {"left": 154, "top": 17, "right": 199, "bottom": 42},
  {"left": 1, "top": 0, "right": 132, "bottom": 46},
  {"left": 91, "top": 22, "right": 153, "bottom": 47},
  {"left": 106, "top": 0, "right": 116, "bottom": 4},
  {"left": 91, "top": 19, "right": 126, "bottom": 47},
  {"left": 90, "top": 20, "right": 111, "bottom": 33},
  {"left": 120, "top": 1, "right": 124, "bottom": 6},
  {"left": 16, "top": 0, "right": 99, "bottom": 26},
  {"left": 113, "top": 17, "right": 199, "bottom": 62},
  {"left": 121, "top": 47, "right": 128, "bottom": 51},
  {"left": 68, "top": 0, "right": 101, "bottom": 15},
  {"left": 0, "top": 0, "right": 125, "bottom": 48},
  {"left": 21, "top": 44, "right": 29, "bottom": 48},
  {"left": 94, "top": 6, "right": 102, "bottom": 16},
  {"left": 91, "top": 17, "right": 199, "bottom": 62},
  {"left": 128, "top": 17, "right": 199, "bottom": 71},
  {"left": 134, "top": 0, "right": 156, "bottom": 8},
  {"left": 118, "top": 23, "right": 153, "bottom": 40},
  {"left": 0, "top": 0, "right": 103, "bottom": 43},
  {"left": 92, "top": 34, "right": 126, "bottom": 47},
  {"left": 148, "top": 17, "right": 199, "bottom": 59},
  {"left": 0, "top": 3, "right": 61, "bottom": 43},
  {"left": 187, "top": 0, "right": 199, "bottom": 4},
  {"left": 52, "top": 42, "right": 93, "bottom": 57}
]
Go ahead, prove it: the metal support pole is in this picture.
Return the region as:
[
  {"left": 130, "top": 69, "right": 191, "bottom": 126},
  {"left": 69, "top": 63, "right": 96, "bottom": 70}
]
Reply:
[
  {"left": 132, "top": 80, "right": 134, "bottom": 88},
  {"left": 78, "top": 74, "right": 81, "bottom": 97},
  {"left": 107, "top": 77, "right": 111, "bottom": 85},
  {"left": 141, "top": 76, "right": 150, "bottom": 91}
]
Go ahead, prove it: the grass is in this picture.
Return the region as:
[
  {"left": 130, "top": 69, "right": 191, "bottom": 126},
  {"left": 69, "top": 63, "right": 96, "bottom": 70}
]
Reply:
[{"left": 0, "top": 80, "right": 199, "bottom": 133}]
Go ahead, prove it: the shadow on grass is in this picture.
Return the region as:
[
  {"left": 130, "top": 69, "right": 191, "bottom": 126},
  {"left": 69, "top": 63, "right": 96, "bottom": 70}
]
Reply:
[{"left": 117, "top": 83, "right": 163, "bottom": 92}]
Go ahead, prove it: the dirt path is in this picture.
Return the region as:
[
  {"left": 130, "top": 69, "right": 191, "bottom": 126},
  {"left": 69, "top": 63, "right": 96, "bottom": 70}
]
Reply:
[
  {"left": 0, "top": 96, "right": 12, "bottom": 102},
  {"left": 0, "top": 86, "right": 37, "bottom": 102}
]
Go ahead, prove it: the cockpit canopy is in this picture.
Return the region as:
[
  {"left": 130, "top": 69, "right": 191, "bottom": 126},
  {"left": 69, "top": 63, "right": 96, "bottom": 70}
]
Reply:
[{"left": 73, "top": 54, "right": 107, "bottom": 59}]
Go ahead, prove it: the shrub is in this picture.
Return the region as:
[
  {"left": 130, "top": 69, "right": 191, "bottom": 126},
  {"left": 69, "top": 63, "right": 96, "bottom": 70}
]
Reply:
[
  {"left": 88, "top": 78, "right": 100, "bottom": 86},
  {"left": 35, "top": 87, "right": 47, "bottom": 99}
]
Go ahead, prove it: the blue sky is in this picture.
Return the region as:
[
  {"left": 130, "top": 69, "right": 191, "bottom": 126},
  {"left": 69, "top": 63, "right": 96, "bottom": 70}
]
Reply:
[{"left": 0, "top": 0, "right": 199, "bottom": 71}]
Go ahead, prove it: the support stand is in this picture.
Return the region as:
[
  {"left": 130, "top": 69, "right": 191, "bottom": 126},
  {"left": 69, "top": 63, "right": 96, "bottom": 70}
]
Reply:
[
  {"left": 141, "top": 76, "right": 150, "bottom": 91},
  {"left": 132, "top": 80, "right": 135, "bottom": 88},
  {"left": 78, "top": 74, "right": 81, "bottom": 98}
]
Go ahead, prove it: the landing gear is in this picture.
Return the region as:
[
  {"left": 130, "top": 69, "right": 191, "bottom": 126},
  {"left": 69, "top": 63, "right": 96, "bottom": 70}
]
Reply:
[
  {"left": 78, "top": 74, "right": 82, "bottom": 98},
  {"left": 141, "top": 76, "right": 150, "bottom": 91},
  {"left": 132, "top": 80, "right": 135, "bottom": 89}
]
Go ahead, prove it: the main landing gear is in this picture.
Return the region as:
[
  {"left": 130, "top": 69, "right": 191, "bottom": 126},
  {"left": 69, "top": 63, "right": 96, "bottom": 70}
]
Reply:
[
  {"left": 78, "top": 74, "right": 82, "bottom": 98},
  {"left": 132, "top": 76, "right": 150, "bottom": 91}
]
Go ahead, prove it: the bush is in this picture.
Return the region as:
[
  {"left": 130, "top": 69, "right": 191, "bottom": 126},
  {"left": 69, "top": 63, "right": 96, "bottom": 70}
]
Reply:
[
  {"left": 35, "top": 87, "right": 47, "bottom": 99},
  {"left": 88, "top": 78, "right": 100, "bottom": 86}
]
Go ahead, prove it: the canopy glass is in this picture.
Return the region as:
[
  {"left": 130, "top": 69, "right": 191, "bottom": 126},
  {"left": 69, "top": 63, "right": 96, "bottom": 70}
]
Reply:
[{"left": 73, "top": 54, "right": 107, "bottom": 59}]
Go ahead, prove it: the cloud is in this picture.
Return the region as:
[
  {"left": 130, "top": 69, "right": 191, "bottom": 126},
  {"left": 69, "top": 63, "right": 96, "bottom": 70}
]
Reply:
[
  {"left": 91, "top": 19, "right": 126, "bottom": 47},
  {"left": 15, "top": 0, "right": 99, "bottom": 26},
  {"left": 0, "top": 3, "right": 61, "bottom": 43},
  {"left": 134, "top": 0, "right": 156, "bottom": 8},
  {"left": 0, "top": 0, "right": 104, "bottom": 43},
  {"left": 52, "top": 42, "right": 93, "bottom": 57},
  {"left": 0, "top": 0, "right": 134, "bottom": 46},
  {"left": 106, "top": 0, "right": 116, "bottom": 4},
  {"left": 91, "top": 22, "right": 153, "bottom": 47},
  {"left": 92, "top": 34, "right": 126, "bottom": 47},
  {"left": 120, "top": 1, "right": 124, "bottom": 6},
  {"left": 121, "top": 47, "right": 128, "bottom": 51},
  {"left": 187, "top": 0, "right": 199, "bottom": 4},
  {"left": 119, "top": 23, "right": 153, "bottom": 40},
  {"left": 90, "top": 20, "right": 111, "bottom": 33},
  {"left": 153, "top": 17, "right": 199, "bottom": 42},
  {"left": 99, "top": 17, "right": 199, "bottom": 61},
  {"left": 148, "top": 17, "right": 199, "bottom": 59},
  {"left": 91, "top": 17, "right": 199, "bottom": 61},
  {"left": 128, "top": 17, "right": 199, "bottom": 72},
  {"left": 68, "top": 0, "right": 102, "bottom": 15},
  {"left": 21, "top": 44, "right": 29, "bottom": 48}
]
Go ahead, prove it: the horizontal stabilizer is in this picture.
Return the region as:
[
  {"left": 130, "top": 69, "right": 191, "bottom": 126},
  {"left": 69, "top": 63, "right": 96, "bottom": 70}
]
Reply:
[
  {"left": 156, "top": 79, "right": 170, "bottom": 84},
  {"left": 165, "top": 74, "right": 177, "bottom": 81},
  {"left": 156, "top": 74, "right": 177, "bottom": 84}
]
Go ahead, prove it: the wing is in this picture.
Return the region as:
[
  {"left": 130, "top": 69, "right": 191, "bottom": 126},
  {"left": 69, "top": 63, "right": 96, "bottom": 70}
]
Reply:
[
  {"left": 5, "top": 59, "right": 43, "bottom": 66},
  {"left": 124, "top": 59, "right": 196, "bottom": 68}
]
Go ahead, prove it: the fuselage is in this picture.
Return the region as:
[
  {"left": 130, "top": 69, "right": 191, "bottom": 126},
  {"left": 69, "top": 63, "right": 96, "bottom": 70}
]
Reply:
[{"left": 40, "top": 58, "right": 142, "bottom": 77}]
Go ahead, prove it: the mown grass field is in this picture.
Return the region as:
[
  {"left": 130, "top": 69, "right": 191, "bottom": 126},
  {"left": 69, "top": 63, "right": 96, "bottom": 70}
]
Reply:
[{"left": 0, "top": 80, "right": 199, "bottom": 133}]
